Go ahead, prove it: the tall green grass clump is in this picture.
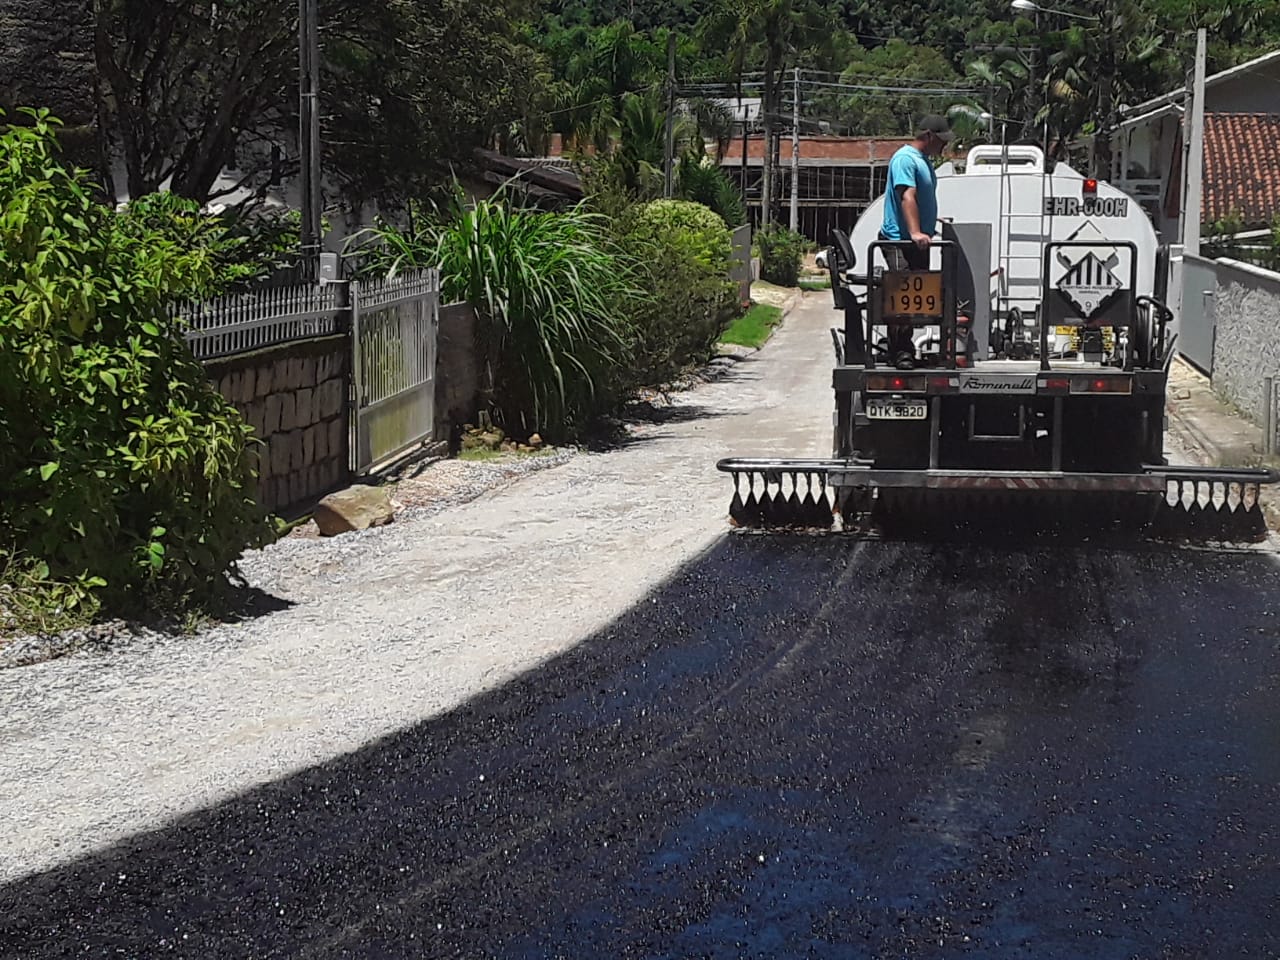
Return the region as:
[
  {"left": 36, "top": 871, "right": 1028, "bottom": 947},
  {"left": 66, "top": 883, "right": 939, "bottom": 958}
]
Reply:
[{"left": 356, "top": 184, "right": 639, "bottom": 442}]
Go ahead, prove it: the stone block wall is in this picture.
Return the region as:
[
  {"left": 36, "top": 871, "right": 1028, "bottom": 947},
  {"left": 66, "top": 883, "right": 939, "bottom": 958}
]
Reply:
[
  {"left": 206, "top": 335, "right": 350, "bottom": 514},
  {"left": 1209, "top": 258, "right": 1280, "bottom": 425}
]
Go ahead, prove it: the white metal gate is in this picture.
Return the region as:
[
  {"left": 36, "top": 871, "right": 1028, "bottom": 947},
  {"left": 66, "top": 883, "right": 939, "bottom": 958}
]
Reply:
[{"left": 352, "top": 269, "right": 440, "bottom": 473}]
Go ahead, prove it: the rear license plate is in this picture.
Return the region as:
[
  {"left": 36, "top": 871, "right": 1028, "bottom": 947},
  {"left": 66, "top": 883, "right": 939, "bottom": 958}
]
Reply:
[{"left": 867, "top": 399, "right": 927, "bottom": 420}]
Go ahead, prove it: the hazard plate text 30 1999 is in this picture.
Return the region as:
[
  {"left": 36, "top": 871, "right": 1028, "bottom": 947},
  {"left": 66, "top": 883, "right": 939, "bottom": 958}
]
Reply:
[{"left": 882, "top": 271, "right": 943, "bottom": 319}]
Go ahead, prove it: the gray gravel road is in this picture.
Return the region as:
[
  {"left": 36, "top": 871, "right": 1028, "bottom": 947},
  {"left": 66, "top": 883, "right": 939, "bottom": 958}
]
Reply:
[
  {"left": 0, "top": 290, "right": 824, "bottom": 884},
  {"left": 5, "top": 291, "right": 1280, "bottom": 957}
]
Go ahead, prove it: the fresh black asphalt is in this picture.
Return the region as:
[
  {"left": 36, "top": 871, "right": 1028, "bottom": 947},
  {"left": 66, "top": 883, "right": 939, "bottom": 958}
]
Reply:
[{"left": 3, "top": 534, "right": 1280, "bottom": 958}]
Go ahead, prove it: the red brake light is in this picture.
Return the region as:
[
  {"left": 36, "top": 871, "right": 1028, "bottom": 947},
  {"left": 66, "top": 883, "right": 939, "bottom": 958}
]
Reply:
[
  {"left": 1083, "top": 178, "right": 1098, "bottom": 195},
  {"left": 867, "top": 373, "right": 926, "bottom": 392},
  {"left": 1071, "top": 375, "right": 1132, "bottom": 395}
]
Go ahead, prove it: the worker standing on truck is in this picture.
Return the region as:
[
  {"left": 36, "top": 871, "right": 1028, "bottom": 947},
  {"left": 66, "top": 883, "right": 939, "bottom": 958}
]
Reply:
[{"left": 880, "top": 115, "right": 952, "bottom": 369}]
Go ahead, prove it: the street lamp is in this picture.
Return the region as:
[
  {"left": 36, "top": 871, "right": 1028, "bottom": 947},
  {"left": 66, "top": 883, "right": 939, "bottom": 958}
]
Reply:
[
  {"left": 1010, "top": 0, "right": 1099, "bottom": 21},
  {"left": 1010, "top": 0, "right": 1104, "bottom": 172}
]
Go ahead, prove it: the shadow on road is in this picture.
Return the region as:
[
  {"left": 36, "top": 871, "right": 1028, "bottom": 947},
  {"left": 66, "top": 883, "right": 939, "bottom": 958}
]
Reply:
[
  {"left": 583, "top": 401, "right": 733, "bottom": 452},
  {"left": 4, "top": 534, "right": 1280, "bottom": 958}
]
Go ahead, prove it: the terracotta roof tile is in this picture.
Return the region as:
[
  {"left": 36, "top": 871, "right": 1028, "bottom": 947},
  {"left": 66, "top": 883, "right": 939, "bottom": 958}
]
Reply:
[
  {"left": 1203, "top": 113, "right": 1280, "bottom": 230},
  {"left": 721, "top": 136, "right": 961, "bottom": 164}
]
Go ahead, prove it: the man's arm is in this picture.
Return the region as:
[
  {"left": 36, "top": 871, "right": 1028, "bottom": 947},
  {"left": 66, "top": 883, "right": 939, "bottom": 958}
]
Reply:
[{"left": 896, "top": 184, "right": 930, "bottom": 249}]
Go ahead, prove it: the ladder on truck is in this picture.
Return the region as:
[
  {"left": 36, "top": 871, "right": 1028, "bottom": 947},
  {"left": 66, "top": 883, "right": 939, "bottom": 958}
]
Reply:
[{"left": 993, "top": 146, "right": 1051, "bottom": 330}]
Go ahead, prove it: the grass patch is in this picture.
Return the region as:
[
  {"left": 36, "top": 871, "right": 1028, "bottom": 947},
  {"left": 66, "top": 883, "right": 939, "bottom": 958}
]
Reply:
[
  {"left": 799, "top": 276, "right": 831, "bottom": 291},
  {"left": 458, "top": 447, "right": 505, "bottom": 462},
  {"left": 720, "top": 302, "right": 784, "bottom": 349}
]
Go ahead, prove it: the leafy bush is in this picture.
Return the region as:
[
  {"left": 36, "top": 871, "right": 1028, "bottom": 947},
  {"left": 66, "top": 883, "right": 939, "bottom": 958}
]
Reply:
[
  {"left": 678, "top": 154, "right": 747, "bottom": 229},
  {"left": 633, "top": 199, "right": 734, "bottom": 271},
  {"left": 614, "top": 198, "right": 738, "bottom": 386},
  {"left": 757, "top": 226, "right": 807, "bottom": 287},
  {"left": 353, "top": 184, "right": 639, "bottom": 441},
  {"left": 116, "top": 193, "right": 303, "bottom": 294},
  {"left": 0, "top": 110, "right": 272, "bottom": 620}
]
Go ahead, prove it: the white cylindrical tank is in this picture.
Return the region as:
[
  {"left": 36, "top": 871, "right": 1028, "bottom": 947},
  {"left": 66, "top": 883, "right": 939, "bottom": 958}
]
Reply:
[{"left": 847, "top": 145, "right": 1161, "bottom": 318}]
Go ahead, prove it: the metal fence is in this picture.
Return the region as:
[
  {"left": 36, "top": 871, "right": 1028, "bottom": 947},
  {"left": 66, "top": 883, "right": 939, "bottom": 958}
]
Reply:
[
  {"left": 176, "top": 284, "right": 346, "bottom": 361},
  {"left": 175, "top": 268, "right": 443, "bottom": 476},
  {"left": 351, "top": 270, "right": 440, "bottom": 473}
]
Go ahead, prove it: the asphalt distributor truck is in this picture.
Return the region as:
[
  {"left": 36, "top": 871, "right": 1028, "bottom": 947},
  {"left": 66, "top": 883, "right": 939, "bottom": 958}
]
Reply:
[{"left": 718, "top": 145, "right": 1278, "bottom": 542}]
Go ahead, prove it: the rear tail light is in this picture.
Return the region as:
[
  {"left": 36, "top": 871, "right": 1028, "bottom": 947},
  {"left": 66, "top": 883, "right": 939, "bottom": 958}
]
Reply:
[
  {"left": 1071, "top": 375, "right": 1132, "bottom": 395},
  {"left": 1037, "top": 377, "right": 1071, "bottom": 394},
  {"left": 1083, "top": 177, "right": 1098, "bottom": 195},
  {"left": 867, "top": 373, "right": 927, "bottom": 392}
]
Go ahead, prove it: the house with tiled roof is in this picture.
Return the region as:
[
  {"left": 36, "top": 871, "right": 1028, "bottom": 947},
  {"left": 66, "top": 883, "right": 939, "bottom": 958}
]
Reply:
[
  {"left": 1200, "top": 113, "right": 1280, "bottom": 233},
  {"left": 1108, "top": 48, "right": 1280, "bottom": 243}
]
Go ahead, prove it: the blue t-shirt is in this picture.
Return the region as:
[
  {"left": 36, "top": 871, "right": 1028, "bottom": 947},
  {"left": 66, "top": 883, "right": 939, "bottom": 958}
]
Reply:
[{"left": 881, "top": 144, "right": 937, "bottom": 239}]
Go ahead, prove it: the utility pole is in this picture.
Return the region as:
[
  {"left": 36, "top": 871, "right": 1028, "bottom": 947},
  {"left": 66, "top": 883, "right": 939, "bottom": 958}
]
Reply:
[
  {"left": 761, "top": 72, "right": 773, "bottom": 231},
  {"left": 663, "top": 31, "right": 677, "bottom": 199},
  {"left": 1181, "top": 28, "right": 1207, "bottom": 257},
  {"left": 298, "top": 0, "right": 322, "bottom": 265},
  {"left": 789, "top": 66, "right": 800, "bottom": 232}
]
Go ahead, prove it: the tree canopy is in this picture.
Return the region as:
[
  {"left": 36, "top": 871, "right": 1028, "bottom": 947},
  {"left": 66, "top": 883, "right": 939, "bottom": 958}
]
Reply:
[{"left": 35, "top": 0, "right": 1280, "bottom": 219}]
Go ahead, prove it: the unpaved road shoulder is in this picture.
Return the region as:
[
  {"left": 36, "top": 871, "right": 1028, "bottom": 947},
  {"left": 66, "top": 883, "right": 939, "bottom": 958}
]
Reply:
[{"left": 0, "top": 293, "right": 830, "bottom": 884}]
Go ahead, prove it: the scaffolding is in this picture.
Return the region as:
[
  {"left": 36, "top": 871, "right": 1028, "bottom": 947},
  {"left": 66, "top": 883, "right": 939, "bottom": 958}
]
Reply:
[{"left": 721, "top": 144, "right": 891, "bottom": 243}]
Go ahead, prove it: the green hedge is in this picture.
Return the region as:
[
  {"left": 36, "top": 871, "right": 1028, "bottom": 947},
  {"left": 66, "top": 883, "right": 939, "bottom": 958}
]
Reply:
[{"left": 616, "top": 198, "right": 738, "bottom": 388}]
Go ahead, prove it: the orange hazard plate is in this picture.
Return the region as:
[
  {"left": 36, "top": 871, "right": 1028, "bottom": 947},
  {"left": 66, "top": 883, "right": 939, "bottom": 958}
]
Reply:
[{"left": 882, "top": 271, "right": 943, "bottom": 319}]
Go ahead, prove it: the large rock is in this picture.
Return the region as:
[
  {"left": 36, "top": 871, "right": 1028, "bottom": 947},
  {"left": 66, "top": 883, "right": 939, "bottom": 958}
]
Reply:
[{"left": 313, "top": 485, "right": 395, "bottom": 536}]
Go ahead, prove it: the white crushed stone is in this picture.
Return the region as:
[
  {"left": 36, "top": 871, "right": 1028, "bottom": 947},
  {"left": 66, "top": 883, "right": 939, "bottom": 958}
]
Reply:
[{"left": 0, "top": 296, "right": 835, "bottom": 883}]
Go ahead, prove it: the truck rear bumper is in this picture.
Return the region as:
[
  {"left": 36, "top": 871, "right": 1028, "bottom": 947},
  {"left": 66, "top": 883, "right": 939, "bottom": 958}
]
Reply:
[{"left": 716, "top": 459, "right": 1280, "bottom": 493}]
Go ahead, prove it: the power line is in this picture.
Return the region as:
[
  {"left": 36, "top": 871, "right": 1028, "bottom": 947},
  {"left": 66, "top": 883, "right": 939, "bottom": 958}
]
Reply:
[
  {"left": 543, "top": 81, "right": 664, "bottom": 118},
  {"left": 797, "top": 68, "right": 979, "bottom": 88}
]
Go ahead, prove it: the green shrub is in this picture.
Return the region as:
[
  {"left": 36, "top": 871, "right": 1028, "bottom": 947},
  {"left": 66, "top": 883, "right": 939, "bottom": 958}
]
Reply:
[
  {"left": 614, "top": 198, "right": 738, "bottom": 386},
  {"left": 632, "top": 198, "right": 733, "bottom": 271},
  {"left": 353, "top": 184, "right": 639, "bottom": 442},
  {"left": 757, "top": 226, "right": 807, "bottom": 287},
  {"left": 0, "top": 110, "right": 272, "bottom": 620}
]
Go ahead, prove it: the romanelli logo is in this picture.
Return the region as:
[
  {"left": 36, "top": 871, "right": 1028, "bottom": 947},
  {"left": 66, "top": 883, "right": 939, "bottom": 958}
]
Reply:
[{"left": 959, "top": 375, "right": 1037, "bottom": 394}]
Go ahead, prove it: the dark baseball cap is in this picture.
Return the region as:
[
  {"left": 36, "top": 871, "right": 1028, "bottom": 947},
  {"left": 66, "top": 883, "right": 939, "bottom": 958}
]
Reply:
[{"left": 918, "top": 115, "right": 954, "bottom": 142}]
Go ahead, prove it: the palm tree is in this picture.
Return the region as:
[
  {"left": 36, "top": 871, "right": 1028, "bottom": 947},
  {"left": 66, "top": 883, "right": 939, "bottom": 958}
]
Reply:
[
  {"left": 965, "top": 51, "right": 1032, "bottom": 138},
  {"left": 686, "top": 97, "right": 738, "bottom": 162},
  {"left": 702, "top": 0, "right": 835, "bottom": 227}
]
